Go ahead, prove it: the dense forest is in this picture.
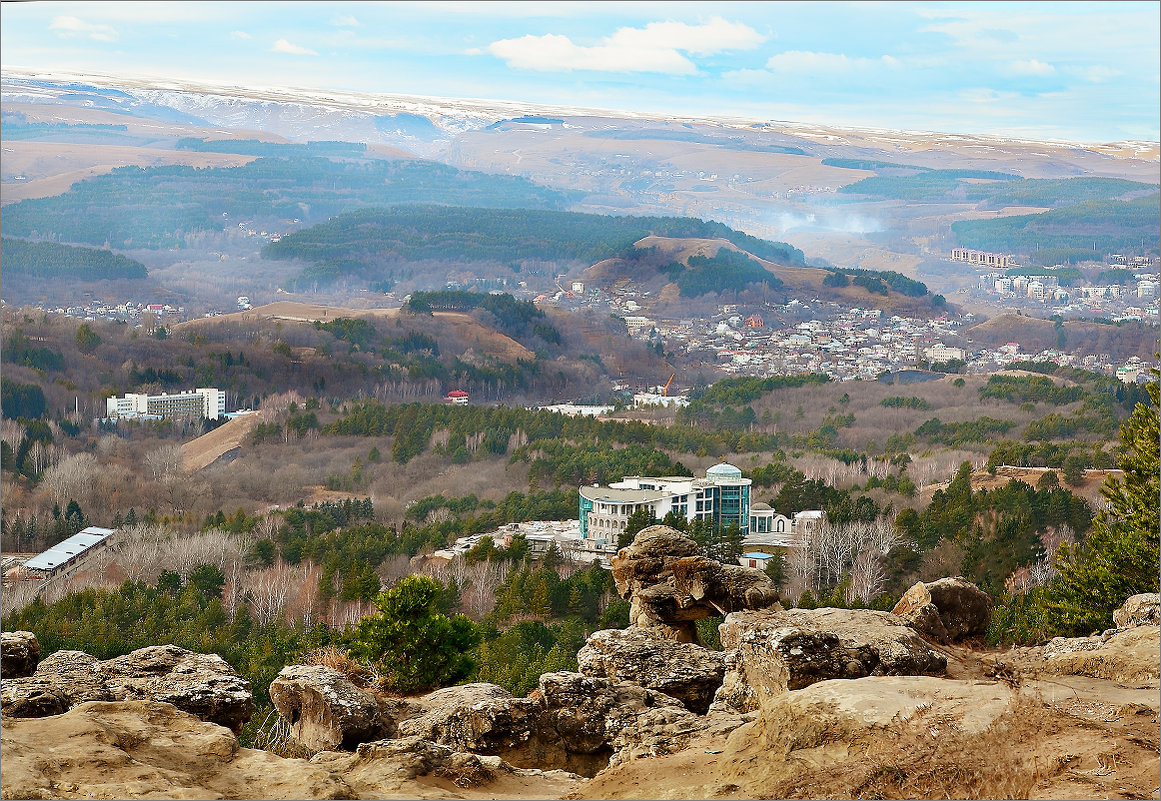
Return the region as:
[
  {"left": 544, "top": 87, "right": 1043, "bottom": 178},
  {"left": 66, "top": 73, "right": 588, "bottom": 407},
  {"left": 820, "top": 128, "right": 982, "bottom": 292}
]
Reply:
[
  {"left": 0, "top": 237, "right": 149, "bottom": 280},
  {"left": 951, "top": 193, "right": 1161, "bottom": 255},
  {"left": 0, "top": 157, "right": 576, "bottom": 249}
]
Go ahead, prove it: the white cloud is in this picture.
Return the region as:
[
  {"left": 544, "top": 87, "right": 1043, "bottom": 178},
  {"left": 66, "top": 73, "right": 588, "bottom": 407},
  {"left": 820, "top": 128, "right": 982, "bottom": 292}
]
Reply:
[
  {"left": 331, "top": 15, "right": 360, "bottom": 28},
  {"left": 487, "top": 17, "right": 763, "bottom": 74},
  {"left": 764, "top": 50, "right": 900, "bottom": 73},
  {"left": 271, "top": 38, "right": 318, "bottom": 56},
  {"left": 231, "top": 31, "right": 253, "bottom": 41},
  {"left": 1009, "top": 59, "right": 1055, "bottom": 76},
  {"left": 49, "top": 15, "right": 118, "bottom": 42}
]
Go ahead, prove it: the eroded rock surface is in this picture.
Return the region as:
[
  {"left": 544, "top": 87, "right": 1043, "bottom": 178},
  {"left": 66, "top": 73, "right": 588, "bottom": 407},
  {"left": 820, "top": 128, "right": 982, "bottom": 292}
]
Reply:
[
  {"left": 892, "top": 576, "right": 992, "bottom": 643},
  {"left": 0, "top": 631, "right": 39, "bottom": 678},
  {"left": 714, "top": 607, "right": 947, "bottom": 712},
  {"left": 270, "top": 664, "right": 395, "bottom": 751},
  {"left": 1, "top": 700, "right": 583, "bottom": 800},
  {"left": 395, "top": 671, "right": 740, "bottom": 777},
  {"left": 0, "top": 644, "right": 254, "bottom": 733},
  {"left": 1014, "top": 625, "right": 1160, "bottom": 684},
  {"left": 611, "top": 525, "right": 780, "bottom": 642},
  {"left": 1114, "top": 593, "right": 1161, "bottom": 629},
  {"left": 577, "top": 627, "right": 726, "bottom": 714}
]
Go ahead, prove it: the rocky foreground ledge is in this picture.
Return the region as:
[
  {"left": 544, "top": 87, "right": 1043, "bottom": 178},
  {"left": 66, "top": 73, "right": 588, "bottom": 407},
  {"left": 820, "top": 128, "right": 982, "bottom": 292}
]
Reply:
[{"left": 2, "top": 527, "right": 1158, "bottom": 800}]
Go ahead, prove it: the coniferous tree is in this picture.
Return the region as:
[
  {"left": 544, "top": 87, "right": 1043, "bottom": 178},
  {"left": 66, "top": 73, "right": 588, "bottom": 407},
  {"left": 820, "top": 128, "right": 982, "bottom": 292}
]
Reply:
[{"left": 1041, "top": 378, "right": 1159, "bottom": 634}]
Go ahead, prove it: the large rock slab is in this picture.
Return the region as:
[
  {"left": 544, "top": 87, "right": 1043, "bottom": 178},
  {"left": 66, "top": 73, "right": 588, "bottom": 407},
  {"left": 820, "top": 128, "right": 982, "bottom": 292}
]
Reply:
[
  {"left": 892, "top": 576, "right": 992, "bottom": 643},
  {"left": 1114, "top": 593, "right": 1161, "bottom": 629},
  {"left": 577, "top": 627, "right": 726, "bottom": 714},
  {"left": 0, "top": 700, "right": 353, "bottom": 800},
  {"left": 611, "top": 525, "right": 780, "bottom": 643},
  {"left": 713, "top": 607, "right": 947, "bottom": 712},
  {"left": 270, "top": 665, "right": 394, "bottom": 751},
  {"left": 0, "top": 644, "right": 255, "bottom": 734},
  {"left": 1019, "top": 625, "right": 1160, "bottom": 684},
  {"left": 311, "top": 735, "right": 583, "bottom": 795},
  {"left": 100, "top": 645, "right": 255, "bottom": 734},
  {"left": 396, "top": 671, "right": 734, "bottom": 777},
  {"left": 0, "top": 631, "right": 39, "bottom": 678}
]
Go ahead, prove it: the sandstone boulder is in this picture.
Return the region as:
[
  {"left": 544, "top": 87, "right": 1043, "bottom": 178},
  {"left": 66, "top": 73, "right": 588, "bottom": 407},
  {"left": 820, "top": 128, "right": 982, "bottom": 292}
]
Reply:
[
  {"left": 0, "top": 700, "right": 354, "bottom": 800},
  {"left": 714, "top": 607, "right": 947, "bottom": 712},
  {"left": 577, "top": 627, "right": 726, "bottom": 714},
  {"left": 270, "top": 665, "right": 394, "bottom": 751},
  {"left": 1020, "top": 625, "right": 1160, "bottom": 684},
  {"left": 100, "top": 645, "right": 255, "bottom": 733},
  {"left": 0, "top": 676, "right": 68, "bottom": 718},
  {"left": 0, "top": 631, "right": 39, "bottom": 678},
  {"left": 1114, "top": 593, "right": 1161, "bottom": 629},
  {"left": 892, "top": 576, "right": 992, "bottom": 643},
  {"left": 612, "top": 525, "right": 780, "bottom": 643},
  {"left": 0, "top": 644, "right": 255, "bottom": 734},
  {"left": 33, "top": 650, "right": 114, "bottom": 705},
  {"left": 396, "top": 671, "right": 728, "bottom": 777}
]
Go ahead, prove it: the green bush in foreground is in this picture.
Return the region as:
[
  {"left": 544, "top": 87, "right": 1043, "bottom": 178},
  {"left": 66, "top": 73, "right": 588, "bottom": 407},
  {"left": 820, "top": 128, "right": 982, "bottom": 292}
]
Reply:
[{"left": 348, "top": 575, "right": 480, "bottom": 694}]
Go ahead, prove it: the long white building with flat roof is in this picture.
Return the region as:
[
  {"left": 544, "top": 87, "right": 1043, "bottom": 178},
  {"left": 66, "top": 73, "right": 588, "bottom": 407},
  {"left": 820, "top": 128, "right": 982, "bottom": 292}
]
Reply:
[{"left": 106, "top": 387, "right": 225, "bottom": 420}]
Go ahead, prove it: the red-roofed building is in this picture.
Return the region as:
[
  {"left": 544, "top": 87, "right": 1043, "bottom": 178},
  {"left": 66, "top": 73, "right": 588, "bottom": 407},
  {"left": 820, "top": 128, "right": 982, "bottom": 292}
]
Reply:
[{"left": 445, "top": 390, "right": 470, "bottom": 405}]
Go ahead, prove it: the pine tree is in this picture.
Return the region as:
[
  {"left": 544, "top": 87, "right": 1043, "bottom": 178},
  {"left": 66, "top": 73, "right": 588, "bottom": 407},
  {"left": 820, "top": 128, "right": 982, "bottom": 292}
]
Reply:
[{"left": 1041, "top": 379, "right": 1159, "bottom": 635}]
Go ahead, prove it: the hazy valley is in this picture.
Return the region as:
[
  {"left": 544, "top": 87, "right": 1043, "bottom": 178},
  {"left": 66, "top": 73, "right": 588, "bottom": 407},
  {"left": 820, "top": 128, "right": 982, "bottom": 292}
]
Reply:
[{"left": 1, "top": 63, "right": 1158, "bottom": 801}]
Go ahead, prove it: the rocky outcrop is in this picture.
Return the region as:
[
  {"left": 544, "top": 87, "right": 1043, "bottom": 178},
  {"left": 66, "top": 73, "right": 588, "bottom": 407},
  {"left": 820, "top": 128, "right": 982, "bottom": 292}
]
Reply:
[
  {"left": 1, "top": 631, "right": 39, "bottom": 678},
  {"left": 312, "top": 735, "right": 583, "bottom": 793},
  {"left": 611, "top": 525, "right": 780, "bottom": 642},
  {"left": 1, "top": 700, "right": 354, "bottom": 800},
  {"left": 1, "top": 700, "right": 584, "bottom": 800},
  {"left": 270, "top": 665, "right": 395, "bottom": 751},
  {"left": 892, "top": 576, "right": 992, "bottom": 643},
  {"left": 577, "top": 627, "right": 726, "bottom": 714},
  {"left": 1012, "top": 625, "right": 1160, "bottom": 684},
  {"left": 1, "top": 644, "right": 255, "bottom": 733},
  {"left": 395, "top": 671, "right": 741, "bottom": 777},
  {"left": 713, "top": 607, "right": 947, "bottom": 712},
  {"left": 1114, "top": 593, "right": 1161, "bottom": 629}
]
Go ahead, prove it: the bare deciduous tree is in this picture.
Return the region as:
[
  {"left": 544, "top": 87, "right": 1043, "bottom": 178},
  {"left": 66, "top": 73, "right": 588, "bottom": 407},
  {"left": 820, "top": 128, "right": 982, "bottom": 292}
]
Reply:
[
  {"left": 41, "top": 452, "right": 101, "bottom": 507},
  {"left": 111, "top": 523, "right": 169, "bottom": 583}
]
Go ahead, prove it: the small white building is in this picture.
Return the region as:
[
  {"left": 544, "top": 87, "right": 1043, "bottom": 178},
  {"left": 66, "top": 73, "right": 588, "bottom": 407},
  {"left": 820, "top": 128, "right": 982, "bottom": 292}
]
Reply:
[{"left": 739, "top": 552, "right": 778, "bottom": 571}]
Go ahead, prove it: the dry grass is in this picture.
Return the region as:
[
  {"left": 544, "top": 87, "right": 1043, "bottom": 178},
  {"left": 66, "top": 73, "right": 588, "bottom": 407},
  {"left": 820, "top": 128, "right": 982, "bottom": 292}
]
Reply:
[
  {"left": 300, "top": 645, "right": 379, "bottom": 690},
  {"left": 247, "top": 706, "right": 320, "bottom": 760},
  {"left": 762, "top": 697, "right": 1058, "bottom": 800}
]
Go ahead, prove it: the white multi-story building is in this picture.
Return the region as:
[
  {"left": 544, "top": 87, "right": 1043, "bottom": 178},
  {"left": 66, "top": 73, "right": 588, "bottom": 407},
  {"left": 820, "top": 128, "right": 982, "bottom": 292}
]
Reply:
[
  {"left": 106, "top": 387, "right": 225, "bottom": 420},
  {"left": 579, "top": 463, "right": 752, "bottom": 542},
  {"left": 925, "top": 343, "right": 966, "bottom": 363}
]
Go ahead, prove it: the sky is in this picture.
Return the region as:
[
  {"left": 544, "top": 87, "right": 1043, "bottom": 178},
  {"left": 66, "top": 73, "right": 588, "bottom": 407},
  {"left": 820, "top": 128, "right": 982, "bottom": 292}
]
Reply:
[{"left": 2, "top": 1, "right": 1159, "bottom": 144}]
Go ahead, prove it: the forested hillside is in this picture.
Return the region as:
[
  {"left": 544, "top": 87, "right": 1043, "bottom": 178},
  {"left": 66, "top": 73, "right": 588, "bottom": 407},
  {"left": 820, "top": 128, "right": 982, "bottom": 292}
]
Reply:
[
  {"left": 262, "top": 205, "right": 805, "bottom": 289},
  {"left": 1, "top": 237, "right": 148, "bottom": 280},
  {"left": 951, "top": 193, "right": 1161, "bottom": 255},
  {"left": 0, "top": 157, "right": 576, "bottom": 249}
]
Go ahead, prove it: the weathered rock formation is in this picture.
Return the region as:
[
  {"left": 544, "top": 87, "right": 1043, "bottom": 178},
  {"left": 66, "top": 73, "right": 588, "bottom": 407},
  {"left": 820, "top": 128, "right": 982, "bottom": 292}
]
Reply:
[
  {"left": 712, "top": 607, "right": 947, "bottom": 712},
  {"left": 577, "top": 627, "right": 726, "bottom": 714},
  {"left": 892, "top": 576, "right": 992, "bottom": 643},
  {"left": 311, "top": 735, "right": 582, "bottom": 793},
  {"left": 1, "top": 700, "right": 583, "bottom": 800},
  {"left": 1, "top": 644, "right": 255, "bottom": 733},
  {"left": 0, "top": 631, "right": 40, "bottom": 678},
  {"left": 394, "top": 670, "right": 742, "bottom": 777},
  {"left": 611, "top": 525, "right": 780, "bottom": 642},
  {"left": 269, "top": 664, "right": 396, "bottom": 751},
  {"left": 1114, "top": 592, "right": 1161, "bottom": 629}
]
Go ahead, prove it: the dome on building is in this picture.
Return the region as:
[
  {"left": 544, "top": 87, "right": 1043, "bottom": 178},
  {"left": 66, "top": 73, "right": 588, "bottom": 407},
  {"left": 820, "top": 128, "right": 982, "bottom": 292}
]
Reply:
[{"left": 705, "top": 462, "right": 743, "bottom": 481}]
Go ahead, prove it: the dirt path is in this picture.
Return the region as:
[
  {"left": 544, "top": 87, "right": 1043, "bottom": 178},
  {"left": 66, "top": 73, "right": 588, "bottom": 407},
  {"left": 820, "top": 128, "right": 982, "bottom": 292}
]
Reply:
[{"left": 181, "top": 414, "right": 258, "bottom": 473}]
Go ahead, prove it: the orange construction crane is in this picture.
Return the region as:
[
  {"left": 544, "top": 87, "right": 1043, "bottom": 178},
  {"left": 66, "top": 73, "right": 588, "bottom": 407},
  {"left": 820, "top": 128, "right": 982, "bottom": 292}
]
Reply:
[{"left": 662, "top": 373, "right": 675, "bottom": 396}]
